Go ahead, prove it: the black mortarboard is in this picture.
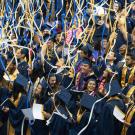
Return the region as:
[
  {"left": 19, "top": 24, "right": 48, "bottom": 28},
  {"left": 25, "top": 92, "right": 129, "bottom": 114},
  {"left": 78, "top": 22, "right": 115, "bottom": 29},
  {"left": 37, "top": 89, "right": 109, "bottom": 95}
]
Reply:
[
  {"left": 83, "top": 74, "right": 98, "bottom": 82},
  {"left": 56, "top": 89, "right": 72, "bottom": 105},
  {"left": 81, "top": 58, "right": 92, "bottom": 66},
  {"left": 105, "top": 80, "right": 122, "bottom": 96},
  {"left": 80, "top": 93, "right": 97, "bottom": 110},
  {"left": 70, "top": 88, "right": 85, "bottom": 96},
  {"left": 80, "top": 44, "right": 93, "bottom": 57},
  {"left": 15, "top": 74, "right": 29, "bottom": 90},
  {"left": 69, "top": 87, "right": 85, "bottom": 101}
]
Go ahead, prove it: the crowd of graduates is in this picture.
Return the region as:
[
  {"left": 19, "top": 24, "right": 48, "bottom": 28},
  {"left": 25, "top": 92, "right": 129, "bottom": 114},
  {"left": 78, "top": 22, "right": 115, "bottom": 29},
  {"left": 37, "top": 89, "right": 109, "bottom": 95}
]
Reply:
[{"left": 0, "top": 0, "right": 135, "bottom": 135}]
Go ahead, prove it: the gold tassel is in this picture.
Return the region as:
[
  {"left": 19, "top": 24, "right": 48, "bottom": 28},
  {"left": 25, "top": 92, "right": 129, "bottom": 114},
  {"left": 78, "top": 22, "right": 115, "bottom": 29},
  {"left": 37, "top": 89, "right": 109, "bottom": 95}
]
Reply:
[
  {"left": 121, "top": 67, "right": 128, "bottom": 88},
  {"left": 77, "top": 108, "right": 85, "bottom": 123}
]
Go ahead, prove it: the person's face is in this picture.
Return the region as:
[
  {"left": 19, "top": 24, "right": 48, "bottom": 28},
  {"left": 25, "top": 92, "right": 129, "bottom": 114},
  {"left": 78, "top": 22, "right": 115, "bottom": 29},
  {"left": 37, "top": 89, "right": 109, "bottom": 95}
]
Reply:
[
  {"left": 47, "top": 40, "right": 53, "bottom": 50},
  {"left": 35, "top": 84, "right": 42, "bottom": 95},
  {"left": 106, "top": 52, "right": 116, "bottom": 61},
  {"left": 113, "top": 3, "right": 119, "bottom": 12},
  {"left": 81, "top": 64, "right": 90, "bottom": 74},
  {"left": 7, "top": 61, "right": 15, "bottom": 73},
  {"left": 16, "top": 49, "right": 22, "bottom": 59},
  {"left": 119, "top": 44, "right": 127, "bottom": 55},
  {"left": 126, "top": 56, "right": 132, "bottom": 66},
  {"left": 80, "top": 50, "right": 87, "bottom": 58},
  {"left": 95, "top": 16, "right": 104, "bottom": 26},
  {"left": 57, "top": 45, "right": 63, "bottom": 54},
  {"left": 56, "top": 34, "right": 62, "bottom": 42},
  {"left": 49, "top": 76, "right": 57, "bottom": 88},
  {"left": 102, "top": 70, "right": 109, "bottom": 78},
  {"left": 28, "top": 66, "right": 33, "bottom": 75},
  {"left": 87, "top": 80, "right": 96, "bottom": 92}
]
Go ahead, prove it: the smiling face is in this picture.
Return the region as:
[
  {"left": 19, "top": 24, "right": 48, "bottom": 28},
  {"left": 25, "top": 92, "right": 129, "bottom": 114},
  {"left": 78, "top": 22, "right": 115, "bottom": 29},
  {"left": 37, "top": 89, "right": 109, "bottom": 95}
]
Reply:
[
  {"left": 106, "top": 51, "right": 116, "bottom": 61},
  {"left": 113, "top": 2, "right": 119, "bottom": 12},
  {"left": 49, "top": 76, "right": 57, "bottom": 88},
  {"left": 87, "top": 79, "right": 96, "bottom": 92},
  {"left": 119, "top": 44, "right": 127, "bottom": 55},
  {"left": 35, "top": 84, "right": 42, "bottom": 95},
  {"left": 81, "top": 63, "right": 91, "bottom": 74}
]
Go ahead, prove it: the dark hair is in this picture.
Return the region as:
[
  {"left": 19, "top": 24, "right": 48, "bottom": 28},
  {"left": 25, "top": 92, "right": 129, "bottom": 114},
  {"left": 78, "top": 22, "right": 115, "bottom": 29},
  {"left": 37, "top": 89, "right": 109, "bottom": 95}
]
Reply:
[
  {"left": 127, "top": 53, "right": 135, "bottom": 60},
  {"left": 48, "top": 73, "right": 56, "bottom": 79},
  {"left": 12, "top": 81, "right": 26, "bottom": 100},
  {"left": 21, "top": 48, "right": 29, "bottom": 61},
  {"left": 34, "top": 83, "right": 48, "bottom": 104},
  {"left": 86, "top": 78, "right": 98, "bottom": 89}
]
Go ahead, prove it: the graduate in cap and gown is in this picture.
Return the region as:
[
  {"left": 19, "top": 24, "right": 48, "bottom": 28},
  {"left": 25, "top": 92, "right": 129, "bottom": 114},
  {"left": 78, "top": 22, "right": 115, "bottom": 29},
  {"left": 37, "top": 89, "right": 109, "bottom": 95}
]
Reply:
[
  {"left": 75, "top": 58, "right": 96, "bottom": 91},
  {"left": 97, "top": 79, "right": 126, "bottom": 135},
  {"left": 2, "top": 74, "right": 30, "bottom": 135},
  {"left": 47, "top": 89, "right": 74, "bottom": 135},
  {"left": 30, "top": 78, "right": 50, "bottom": 135},
  {"left": 71, "top": 93, "right": 97, "bottom": 135},
  {"left": 0, "top": 56, "right": 12, "bottom": 135},
  {"left": 118, "top": 53, "right": 135, "bottom": 88},
  {"left": 17, "top": 48, "right": 29, "bottom": 78}
]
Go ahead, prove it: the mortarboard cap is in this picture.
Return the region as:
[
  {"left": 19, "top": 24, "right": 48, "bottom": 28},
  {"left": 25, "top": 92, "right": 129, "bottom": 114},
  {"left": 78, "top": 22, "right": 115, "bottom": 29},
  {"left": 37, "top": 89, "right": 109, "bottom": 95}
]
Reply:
[
  {"left": 56, "top": 89, "right": 71, "bottom": 105},
  {"left": 80, "top": 93, "right": 97, "bottom": 110},
  {"left": 84, "top": 75, "right": 98, "bottom": 83},
  {"left": 69, "top": 87, "right": 85, "bottom": 101},
  {"left": 80, "top": 44, "right": 93, "bottom": 57},
  {"left": 105, "top": 80, "right": 122, "bottom": 96},
  {"left": 70, "top": 88, "right": 85, "bottom": 95},
  {"left": 14, "top": 74, "right": 29, "bottom": 90},
  {"left": 81, "top": 58, "right": 92, "bottom": 66}
]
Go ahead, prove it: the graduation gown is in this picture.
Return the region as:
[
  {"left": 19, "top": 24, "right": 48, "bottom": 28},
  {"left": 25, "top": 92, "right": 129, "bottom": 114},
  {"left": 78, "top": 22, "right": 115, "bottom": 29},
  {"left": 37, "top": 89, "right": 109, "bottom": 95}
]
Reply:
[
  {"left": 127, "top": 122, "right": 135, "bottom": 135},
  {"left": 73, "top": 110, "right": 97, "bottom": 135},
  {"left": 47, "top": 105, "right": 72, "bottom": 135},
  {"left": 0, "top": 88, "right": 10, "bottom": 135},
  {"left": 98, "top": 96, "right": 126, "bottom": 135},
  {"left": 8, "top": 94, "right": 29, "bottom": 135},
  {"left": 30, "top": 96, "right": 50, "bottom": 135}
]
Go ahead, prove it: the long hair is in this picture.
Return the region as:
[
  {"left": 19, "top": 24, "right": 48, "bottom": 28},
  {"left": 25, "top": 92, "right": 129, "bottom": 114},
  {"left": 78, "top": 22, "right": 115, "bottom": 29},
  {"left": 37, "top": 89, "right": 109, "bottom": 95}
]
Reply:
[{"left": 12, "top": 82, "right": 26, "bottom": 100}]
